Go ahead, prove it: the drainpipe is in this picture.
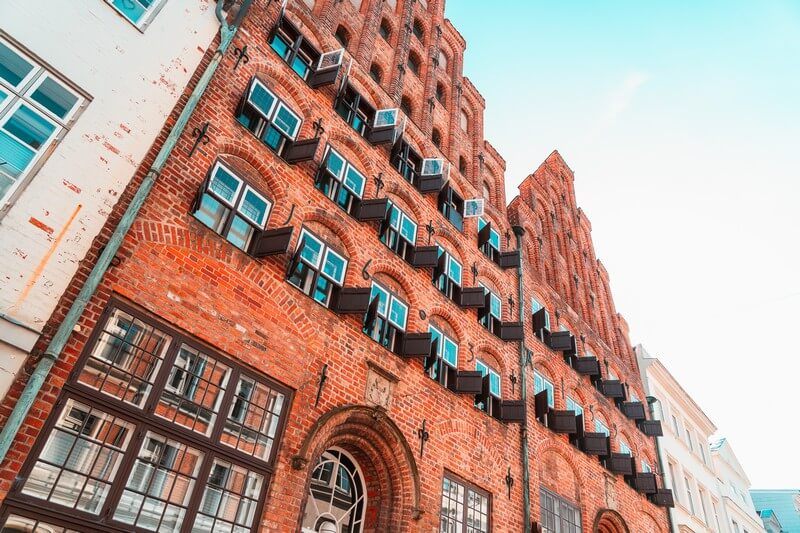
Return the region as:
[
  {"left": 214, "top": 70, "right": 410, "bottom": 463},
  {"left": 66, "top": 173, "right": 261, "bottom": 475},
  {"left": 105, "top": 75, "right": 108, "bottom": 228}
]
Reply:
[
  {"left": 0, "top": 0, "right": 252, "bottom": 464},
  {"left": 513, "top": 225, "right": 532, "bottom": 532},
  {"left": 647, "top": 396, "right": 676, "bottom": 533}
]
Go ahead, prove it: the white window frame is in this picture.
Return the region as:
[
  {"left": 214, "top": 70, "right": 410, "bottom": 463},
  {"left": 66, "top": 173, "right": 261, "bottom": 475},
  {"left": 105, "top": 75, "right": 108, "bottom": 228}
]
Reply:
[
  {"left": 321, "top": 145, "right": 366, "bottom": 198},
  {"left": 478, "top": 282, "right": 502, "bottom": 319},
  {"left": 295, "top": 228, "right": 348, "bottom": 286},
  {"left": 594, "top": 419, "right": 609, "bottom": 436},
  {"left": 565, "top": 396, "right": 583, "bottom": 417},
  {"left": 370, "top": 282, "right": 408, "bottom": 331},
  {"left": 476, "top": 360, "right": 501, "bottom": 397},
  {"left": 105, "top": 0, "right": 168, "bottom": 30},
  {"left": 531, "top": 298, "right": 551, "bottom": 330},
  {"left": 534, "top": 371, "right": 554, "bottom": 408}
]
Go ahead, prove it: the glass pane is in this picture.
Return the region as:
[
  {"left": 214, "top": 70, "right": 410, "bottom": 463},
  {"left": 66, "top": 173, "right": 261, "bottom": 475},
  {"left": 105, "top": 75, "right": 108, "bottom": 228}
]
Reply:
[
  {"left": 111, "top": 0, "right": 150, "bottom": 24},
  {"left": 237, "top": 187, "right": 270, "bottom": 227},
  {"left": 321, "top": 250, "right": 346, "bottom": 285},
  {"left": 78, "top": 308, "right": 172, "bottom": 408},
  {"left": 388, "top": 298, "right": 407, "bottom": 329},
  {"left": 156, "top": 345, "right": 230, "bottom": 436},
  {"left": 442, "top": 338, "right": 458, "bottom": 367},
  {"left": 113, "top": 432, "right": 203, "bottom": 532},
  {"left": 22, "top": 399, "right": 134, "bottom": 514},
  {"left": 489, "top": 228, "right": 501, "bottom": 249},
  {"left": 30, "top": 77, "right": 79, "bottom": 120},
  {"left": 209, "top": 165, "right": 242, "bottom": 205},
  {"left": 0, "top": 514, "right": 83, "bottom": 533},
  {"left": 272, "top": 104, "right": 300, "bottom": 138},
  {"left": 225, "top": 215, "right": 253, "bottom": 251},
  {"left": 0, "top": 41, "right": 34, "bottom": 87},
  {"left": 298, "top": 233, "right": 323, "bottom": 266},
  {"left": 291, "top": 56, "right": 310, "bottom": 79},
  {"left": 489, "top": 371, "right": 501, "bottom": 397},
  {"left": 421, "top": 158, "right": 443, "bottom": 176},
  {"left": 399, "top": 215, "right": 416, "bottom": 244},
  {"left": 374, "top": 108, "right": 397, "bottom": 128},
  {"left": 325, "top": 148, "right": 345, "bottom": 179},
  {"left": 448, "top": 257, "right": 462, "bottom": 285},
  {"left": 4, "top": 104, "right": 56, "bottom": 149},
  {"left": 195, "top": 193, "right": 228, "bottom": 233},
  {"left": 221, "top": 376, "right": 285, "bottom": 462},
  {"left": 370, "top": 284, "right": 388, "bottom": 317},
  {"left": 343, "top": 166, "right": 365, "bottom": 197},
  {"left": 388, "top": 204, "right": 400, "bottom": 229},
  {"left": 248, "top": 81, "right": 276, "bottom": 116},
  {"left": 489, "top": 293, "right": 501, "bottom": 318},
  {"left": 269, "top": 35, "right": 291, "bottom": 61},
  {"left": 0, "top": 130, "right": 35, "bottom": 179},
  {"left": 194, "top": 460, "right": 264, "bottom": 532}
]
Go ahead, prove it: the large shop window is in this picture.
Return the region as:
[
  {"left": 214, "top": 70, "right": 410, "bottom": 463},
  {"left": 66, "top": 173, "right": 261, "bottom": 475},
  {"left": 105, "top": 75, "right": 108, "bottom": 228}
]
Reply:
[
  {"left": 362, "top": 281, "right": 407, "bottom": 352},
  {"left": 287, "top": 228, "right": 348, "bottom": 307},
  {"left": 315, "top": 145, "right": 366, "bottom": 216},
  {"left": 237, "top": 78, "right": 301, "bottom": 156},
  {"left": 0, "top": 37, "right": 84, "bottom": 205},
  {"left": 539, "top": 487, "right": 581, "bottom": 533},
  {"left": 1, "top": 303, "right": 290, "bottom": 533},
  {"left": 439, "top": 474, "right": 490, "bottom": 533}
]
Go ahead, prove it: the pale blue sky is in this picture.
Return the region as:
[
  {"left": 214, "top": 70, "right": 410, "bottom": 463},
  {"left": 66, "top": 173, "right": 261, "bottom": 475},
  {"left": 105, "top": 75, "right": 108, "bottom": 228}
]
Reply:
[{"left": 445, "top": 1, "right": 800, "bottom": 488}]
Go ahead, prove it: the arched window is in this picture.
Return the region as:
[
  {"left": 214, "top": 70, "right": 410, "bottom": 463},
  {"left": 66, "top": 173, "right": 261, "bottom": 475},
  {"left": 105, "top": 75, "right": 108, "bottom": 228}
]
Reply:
[
  {"left": 335, "top": 25, "right": 350, "bottom": 48},
  {"left": 460, "top": 110, "right": 469, "bottom": 131},
  {"left": 435, "top": 82, "right": 446, "bottom": 104},
  {"left": 458, "top": 156, "right": 467, "bottom": 175},
  {"left": 400, "top": 96, "right": 412, "bottom": 116},
  {"left": 482, "top": 181, "right": 491, "bottom": 202},
  {"left": 407, "top": 52, "right": 420, "bottom": 76},
  {"left": 369, "top": 63, "right": 382, "bottom": 83},
  {"left": 431, "top": 128, "right": 441, "bottom": 148},
  {"left": 412, "top": 19, "right": 425, "bottom": 41},
  {"left": 302, "top": 448, "right": 366, "bottom": 533},
  {"left": 379, "top": 19, "right": 392, "bottom": 41},
  {"left": 438, "top": 50, "right": 448, "bottom": 71}
]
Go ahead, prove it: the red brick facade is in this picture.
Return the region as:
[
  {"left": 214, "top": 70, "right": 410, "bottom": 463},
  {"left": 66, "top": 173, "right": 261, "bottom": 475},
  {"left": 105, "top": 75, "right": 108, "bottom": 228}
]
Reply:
[{"left": 0, "top": 1, "right": 670, "bottom": 532}]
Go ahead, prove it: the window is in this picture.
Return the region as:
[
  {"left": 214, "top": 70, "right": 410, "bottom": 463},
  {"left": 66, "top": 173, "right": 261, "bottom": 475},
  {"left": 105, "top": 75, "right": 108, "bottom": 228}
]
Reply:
[
  {"left": 379, "top": 200, "right": 416, "bottom": 260},
  {"left": 732, "top": 521, "right": 740, "bottom": 533},
  {"left": 436, "top": 82, "right": 446, "bottom": 104},
  {"left": 474, "top": 360, "right": 501, "bottom": 415},
  {"left": 0, "top": 37, "right": 84, "bottom": 204},
  {"left": 369, "top": 63, "right": 382, "bottom": 83},
  {"left": 237, "top": 78, "right": 301, "bottom": 155},
  {"left": 478, "top": 283, "right": 502, "bottom": 335},
  {"left": 3, "top": 303, "right": 288, "bottom": 533},
  {"left": 594, "top": 419, "right": 610, "bottom": 436},
  {"left": 460, "top": 110, "right": 469, "bottom": 131},
  {"left": 427, "top": 325, "right": 458, "bottom": 387},
  {"left": 698, "top": 487, "right": 709, "bottom": 524},
  {"left": 565, "top": 397, "right": 583, "bottom": 418},
  {"left": 287, "top": 229, "right": 348, "bottom": 307},
  {"left": 712, "top": 499, "right": 722, "bottom": 532},
  {"left": 668, "top": 461, "right": 680, "bottom": 503},
  {"left": 438, "top": 184, "right": 464, "bottom": 231},
  {"left": 458, "top": 156, "right": 467, "bottom": 175},
  {"left": 315, "top": 145, "right": 366, "bottom": 215},
  {"left": 700, "top": 443, "right": 708, "bottom": 464},
  {"left": 106, "top": 0, "right": 167, "bottom": 28},
  {"left": 335, "top": 85, "right": 375, "bottom": 136},
  {"left": 193, "top": 162, "right": 272, "bottom": 252},
  {"left": 531, "top": 298, "right": 551, "bottom": 330},
  {"left": 334, "top": 25, "right": 350, "bottom": 48},
  {"left": 438, "top": 51, "right": 448, "bottom": 71},
  {"left": 431, "top": 128, "right": 441, "bottom": 148},
  {"left": 685, "top": 428, "right": 694, "bottom": 451},
  {"left": 684, "top": 477, "right": 696, "bottom": 515},
  {"left": 477, "top": 217, "right": 501, "bottom": 262},
  {"left": 439, "top": 474, "right": 489, "bottom": 533},
  {"left": 379, "top": 19, "right": 392, "bottom": 41},
  {"left": 540, "top": 487, "right": 581, "bottom": 533},
  {"left": 363, "top": 281, "right": 407, "bottom": 352},
  {"left": 269, "top": 19, "right": 320, "bottom": 80},
  {"left": 534, "top": 372, "right": 554, "bottom": 408},
  {"left": 482, "top": 182, "right": 491, "bottom": 202},
  {"left": 629, "top": 391, "right": 639, "bottom": 402},
  {"left": 302, "top": 448, "right": 365, "bottom": 533},
  {"left": 671, "top": 414, "right": 680, "bottom": 435},
  {"left": 400, "top": 96, "right": 413, "bottom": 116},
  {"left": 412, "top": 19, "right": 425, "bottom": 41},
  {"left": 619, "top": 440, "right": 631, "bottom": 455},
  {"left": 641, "top": 460, "right": 652, "bottom": 473},
  {"left": 433, "top": 246, "right": 462, "bottom": 299}
]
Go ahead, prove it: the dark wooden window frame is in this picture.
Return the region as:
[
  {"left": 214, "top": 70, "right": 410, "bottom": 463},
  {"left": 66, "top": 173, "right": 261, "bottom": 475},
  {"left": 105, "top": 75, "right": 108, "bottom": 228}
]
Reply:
[
  {"left": 334, "top": 84, "right": 376, "bottom": 137},
  {"left": 268, "top": 17, "right": 320, "bottom": 81},
  {"left": 1, "top": 299, "right": 293, "bottom": 533},
  {"left": 539, "top": 486, "right": 581, "bottom": 533},
  {"left": 390, "top": 138, "right": 422, "bottom": 186},
  {"left": 439, "top": 470, "right": 492, "bottom": 533}
]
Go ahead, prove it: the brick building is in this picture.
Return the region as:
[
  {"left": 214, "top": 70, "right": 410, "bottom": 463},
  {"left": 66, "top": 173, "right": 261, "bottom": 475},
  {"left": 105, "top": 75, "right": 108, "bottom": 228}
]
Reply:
[{"left": 0, "top": 1, "right": 674, "bottom": 532}]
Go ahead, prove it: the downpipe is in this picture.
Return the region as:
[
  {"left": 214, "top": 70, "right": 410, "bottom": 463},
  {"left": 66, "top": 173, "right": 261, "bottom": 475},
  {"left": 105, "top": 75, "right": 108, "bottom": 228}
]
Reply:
[
  {"left": 0, "top": 0, "right": 253, "bottom": 464},
  {"left": 513, "top": 225, "right": 532, "bottom": 532},
  {"left": 647, "top": 396, "right": 676, "bottom": 533}
]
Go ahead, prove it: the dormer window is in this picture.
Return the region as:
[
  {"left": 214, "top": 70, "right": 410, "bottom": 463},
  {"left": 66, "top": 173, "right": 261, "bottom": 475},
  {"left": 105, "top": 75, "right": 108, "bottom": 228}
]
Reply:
[
  {"left": 427, "top": 325, "right": 458, "bottom": 387},
  {"left": 286, "top": 229, "right": 348, "bottom": 307},
  {"left": 433, "top": 247, "right": 462, "bottom": 299},
  {"left": 335, "top": 85, "right": 375, "bottom": 136},
  {"left": 315, "top": 145, "right": 366, "bottom": 216},
  {"left": 269, "top": 19, "right": 319, "bottom": 80},
  {"left": 236, "top": 79, "right": 301, "bottom": 156},
  {"left": 379, "top": 201, "right": 416, "bottom": 260},
  {"left": 477, "top": 217, "right": 501, "bottom": 262},
  {"left": 363, "top": 282, "right": 407, "bottom": 352}
]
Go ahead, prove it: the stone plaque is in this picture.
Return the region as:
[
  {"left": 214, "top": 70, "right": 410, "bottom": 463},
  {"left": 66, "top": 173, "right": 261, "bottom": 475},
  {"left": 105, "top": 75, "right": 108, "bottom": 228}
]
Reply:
[{"left": 365, "top": 362, "right": 398, "bottom": 410}]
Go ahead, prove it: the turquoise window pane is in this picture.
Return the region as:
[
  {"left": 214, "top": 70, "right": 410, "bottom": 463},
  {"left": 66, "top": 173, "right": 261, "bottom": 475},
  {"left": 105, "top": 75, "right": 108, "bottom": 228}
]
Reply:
[
  {"left": 620, "top": 441, "right": 631, "bottom": 455},
  {"left": 489, "top": 293, "right": 501, "bottom": 318},
  {"left": 313, "top": 277, "right": 330, "bottom": 304},
  {"left": 291, "top": 57, "right": 309, "bottom": 79},
  {"left": 249, "top": 83, "right": 276, "bottom": 116},
  {"left": 325, "top": 150, "right": 345, "bottom": 178},
  {"left": 489, "top": 371, "right": 501, "bottom": 396},
  {"left": 399, "top": 216, "right": 416, "bottom": 243},
  {"left": 370, "top": 285, "right": 388, "bottom": 316},
  {"left": 239, "top": 189, "right": 269, "bottom": 227},
  {"left": 477, "top": 217, "right": 486, "bottom": 232},
  {"left": 195, "top": 194, "right": 226, "bottom": 232},
  {"left": 566, "top": 398, "right": 583, "bottom": 417},
  {"left": 299, "top": 235, "right": 323, "bottom": 266},
  {"left": 111, "top": 0, "right": 148, "bottom": 23},
  {"left": 269, "top": 35, "right": 291, "bottom": 61},
  {"left": 0, "top": 174, "right": 13, "bottom": 200},
  {"left": 448, "top": 258, "right": 462, "bottom": 285},
  {"left": 442, "top": 339, "right": 458, "bottom": 367},
  {"left": 595, "top": 420, "right": 609, "bottom": 436},
  {"left": 429, "top": 327, "right": 441, "bottom": 350},
  {"left": 488, "top": 228, "right": 501, "bottom": 249},
  {"left": 273, "top": 105, "right": 299, "bottom": 138},
  {"left": 0, "top": 88, "right": 6, "bottom": 105},
  {"left": 209, "top": 167, "right": 240, "bottom": 204},
  {"left": 4, "top": 105, "right": 56, "bottom": 149},
  {"left": 388, "top": 205, "right": 400, "bottom": 228},
  {"left": 0, "top": 41, "right": 34, "bottom": 87},
  {"left": 0, "top": 130, "right": 35, "bottom": 178},
  {"left": 388, "top": 298, "right": 407, "bottom": 329},
  {"left": 344, "top": 167, "right": 365, "bottom": 197},
  {"left": 322, "top": 251, "right": 346, "bottom": 284},
  {"left": 31, "top": 77, "right": 78, "bottom": 120},
  {"left": 263, "top": 126, "right": 282, "bottom": 150},
  {"left": 226, "top": 215, "right": 251, "bottom": 251},
  {"left": 475, "top": 361, "right": 487, "bottom": 376}
]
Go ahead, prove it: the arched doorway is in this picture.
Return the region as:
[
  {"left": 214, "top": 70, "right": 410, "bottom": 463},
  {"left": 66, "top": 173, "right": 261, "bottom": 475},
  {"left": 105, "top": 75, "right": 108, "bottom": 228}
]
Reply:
[
  {"left": 301, "top": 448, "right": 366, "bottom": 532},
  {"left": 594, "top": 509, "right": 630, "bottom": 533}
]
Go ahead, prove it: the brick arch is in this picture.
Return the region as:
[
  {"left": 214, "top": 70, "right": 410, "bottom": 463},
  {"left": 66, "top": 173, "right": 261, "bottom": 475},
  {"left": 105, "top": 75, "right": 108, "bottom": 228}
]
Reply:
[
  {"left": 593, "top": 509, "right": 630, "bottom": 533},
  {"left": 470, "top": 342, "right": 507, "bottom": 382},
  {"left": 536, "top": 445, "right": 583, "bottom": 503},
  {"left": 433, "top": 228, "right": 467, "bottom": 266},
  {"left": 426, "top": 306, "right": 468, "bottom": 345},
  {"left": 363, "top": 259, "right": 422, "bottom": 328},
  {"left": 635, "top": 504, "right": 666, "bottom": 533},
  {"left": 324, "top": 131, "right": 380, "bottom": 185},
  {"left": 383, "top": 181, "right": 425, "bottom": 234},
  {"left": 434, "top": 419, "right": 510, "bottom": 468},
  {"left": 285, "top": 5, "right": 334, "bottom": 53},
  {"left": 347, "top": 65, "right": 394, "bottom": 110},
  {"left": 239, "top": 65, "right": 316, "bottom": 131},
  {"left": 216, "top": 142, "right": 291, "bottom": 200},
  {"left": 290, "top": 405, "right": 422, "bottom": 530},
  {"left": 297, "top": 206, "right": 361, "bottom": 271}
]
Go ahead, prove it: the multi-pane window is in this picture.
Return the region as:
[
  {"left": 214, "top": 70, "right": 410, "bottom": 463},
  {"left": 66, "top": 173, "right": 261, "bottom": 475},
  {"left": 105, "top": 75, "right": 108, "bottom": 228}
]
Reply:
[
  {"left": 433, "top": 246, "right": 462, "bottom": 299},
  {"left": 478, "top": 283, "right": 502, "bottom": 334},
  {"left": 534, "top": 371, "right": 554, "bottom": 408},
  {"left": 287, "top": 229, "right": 348, "bottom": 307},
  {"left": 439, "top": 474, "right": 490, "bottom": 533},
  {"left": 391, "top": 139, "right": 422, "bottom": 184},
  {"left": 3, "top": 303, "right": 288, "bottom": 533},
  {"left": 668, "top": 461, "right": 680, "bottom": 503},
  {"left": 475, "top": 360, "right": 501, "bottom": 415},
  {"left": 335, "top": 84, "right": 375, "bottom": 136},
  {"left": 641, "top": 460, "right": 652, "bottom": 473},
  {"left": 671, "top": 414, "right": 680, "bottom": 435},
  {"left": 685, "top": 428, "right": 694, "bottom": 451},
  {"left": 594, "top": 419, "right": 610, "bottom": 436},
  {"left": 0, "top": 37, "right": 83, "bottom": 204},
  {"left": 269, "top": 19, "right": 320, "bottom": 80},
  {"left": 106, "top": 0, "right": 165, "bottom": 28},
  {"left": 194, "top": 162, "right": 272, "bottom": 252},
  {"left": 540, "top": 487, "right": 581, "bottom": 533},
  {"left": 427, "top": 325, "right": 458, "bottom": 387},
  {"left": 315, "top": 145, "right": 366, "bottom": 215},
  {"left": 438, "top": 185, "right": 464, "bottom": 231},
  {"left": 685, "top": 477, "right": 696, "bottom": 515},
  {"left": 565, "top": 397, "right": 583, "bottom": 418},
  {"left": 477, "top": 217, "right": 501, "bottom": 261},
  {"left": 619, "top": 440, "right": 631, "bottom": 455},
  {"left": 531, "top": 298, "right": 551, "bottom": 330},
  {"left": 379, "top": 201, "right": 417, "bottom": 260},
  {"left": 363, "top": 282, "right": 408, "bottom": 352},
  {"left": 236, "top": 78, "right": 301, "bottom": 155}
]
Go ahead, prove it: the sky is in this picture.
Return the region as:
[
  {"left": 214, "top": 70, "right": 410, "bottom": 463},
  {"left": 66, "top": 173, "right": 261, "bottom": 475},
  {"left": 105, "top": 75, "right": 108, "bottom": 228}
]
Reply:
[{"left": 444, "top": 0, "right": 800, "bottom": 489}]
